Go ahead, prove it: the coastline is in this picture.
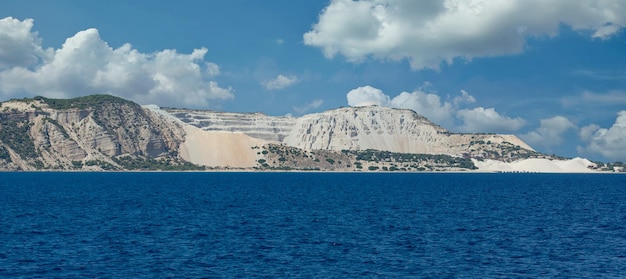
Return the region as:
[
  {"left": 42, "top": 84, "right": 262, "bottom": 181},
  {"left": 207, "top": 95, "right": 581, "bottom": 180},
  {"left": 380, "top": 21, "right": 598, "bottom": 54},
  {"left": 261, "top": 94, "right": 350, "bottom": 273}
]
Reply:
[{"left": 2, "top": 168, "right": 620, "bottom": 174}]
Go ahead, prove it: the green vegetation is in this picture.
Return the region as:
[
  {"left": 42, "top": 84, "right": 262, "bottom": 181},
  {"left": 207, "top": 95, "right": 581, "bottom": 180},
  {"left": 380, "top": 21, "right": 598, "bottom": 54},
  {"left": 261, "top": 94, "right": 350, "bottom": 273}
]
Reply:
[
  {"left": 0, "top": 145, "right": 10, "bottom": 161},
  {"left": 71, "top": 160, "right": 83, "bottom": 168},
  {"left": 43, "top": 117, "right": 70, "bottom": 139},
  {"left": 258, "top": 143, "right": 479, "bottom": 171},
  {"left": 31, "top": 160, "right": 45, "bottom": 169},
  {"left": 112, "top": 156, "right": 205, "bottom": 171},
  {"left": 0, "top": 120, "right": 39, "bottom": 159},
  {"left": 84, "top": 160, "right": 118, "bottom": 170},
  {"left": 349, "top": 149, "right": 476, "bottom": 169},
  {"left": 32, "top": 94, "right": 135, "bottom": 110}
]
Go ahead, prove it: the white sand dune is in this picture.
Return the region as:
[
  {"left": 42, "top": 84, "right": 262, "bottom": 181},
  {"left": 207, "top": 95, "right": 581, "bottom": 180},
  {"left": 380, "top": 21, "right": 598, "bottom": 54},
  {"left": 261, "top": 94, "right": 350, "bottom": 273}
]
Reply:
[
  {"left": 179, "top": 125, "right": 267, "bottom": 168},
  {"left": 473, "top": 157, "right": 597, "bottom": 173}
]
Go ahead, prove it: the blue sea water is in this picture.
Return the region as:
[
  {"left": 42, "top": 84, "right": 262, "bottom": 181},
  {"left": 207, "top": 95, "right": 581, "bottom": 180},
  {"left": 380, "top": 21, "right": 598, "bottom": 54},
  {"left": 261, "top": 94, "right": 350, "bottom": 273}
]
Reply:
[{"left": 0, "top": 172, "right": 625, "bottom": 278}]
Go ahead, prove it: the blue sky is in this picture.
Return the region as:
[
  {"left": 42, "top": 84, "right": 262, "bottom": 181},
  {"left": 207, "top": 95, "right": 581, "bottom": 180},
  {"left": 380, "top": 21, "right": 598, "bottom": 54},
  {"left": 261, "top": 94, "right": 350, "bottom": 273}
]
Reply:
[{"left": 1, "top": 0, "right": 626, "bottom": 162}]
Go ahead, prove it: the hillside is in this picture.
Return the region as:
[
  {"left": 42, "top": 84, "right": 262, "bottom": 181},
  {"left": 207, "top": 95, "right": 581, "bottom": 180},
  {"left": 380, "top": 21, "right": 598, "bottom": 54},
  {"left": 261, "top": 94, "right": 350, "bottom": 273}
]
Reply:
[
  {"left": 0, "top": 94, "right": 600, "bottom": 172},
  {"left": 0, "top": 95, "right": 200, "bottom": 171},
  {"left": 168, "top": 105, "right": 543, "bottom": 163}
]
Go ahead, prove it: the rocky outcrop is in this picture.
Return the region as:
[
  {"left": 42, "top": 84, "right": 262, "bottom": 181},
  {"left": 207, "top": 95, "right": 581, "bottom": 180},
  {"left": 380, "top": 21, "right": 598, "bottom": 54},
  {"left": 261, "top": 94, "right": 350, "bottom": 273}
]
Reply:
[{"left": 0, "top": 95, "right": 190, "bottom": 171}]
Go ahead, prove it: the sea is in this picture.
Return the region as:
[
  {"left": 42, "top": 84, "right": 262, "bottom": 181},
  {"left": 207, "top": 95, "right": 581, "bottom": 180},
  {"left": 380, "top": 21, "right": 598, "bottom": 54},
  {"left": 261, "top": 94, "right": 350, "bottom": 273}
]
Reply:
[{"left": 1, "top": 172, "right": 625, "bottom": 278}]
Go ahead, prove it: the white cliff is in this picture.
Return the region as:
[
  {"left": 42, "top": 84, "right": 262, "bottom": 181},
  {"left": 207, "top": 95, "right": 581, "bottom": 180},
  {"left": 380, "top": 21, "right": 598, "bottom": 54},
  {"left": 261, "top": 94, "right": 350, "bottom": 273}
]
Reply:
[
  {"left": 284, "top": 106, "right": 449, "bottom": 153},
  {"left": 166, "top": 109, "right": 295, "bottom": 142},
  {"left": 166, "top": 105, "right": 537, "bottom": 160},
  {"left": 282, "top": 106, "right": 535, "bottom": 159}
]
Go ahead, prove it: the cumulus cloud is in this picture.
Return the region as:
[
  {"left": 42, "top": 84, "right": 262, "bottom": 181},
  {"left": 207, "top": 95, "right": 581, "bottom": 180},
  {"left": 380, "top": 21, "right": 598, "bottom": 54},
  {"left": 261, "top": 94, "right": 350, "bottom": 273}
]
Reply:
[
  {"left": 457, "top": 107, "right": 526, "bottom": 133},
  {"left": 347, "top": 85, "right": 390, "bottom": 107},
  {"left": 261, "top": 74, "right": 299, "bottom": 90},
  {"left": 454, "top": 90, "right": 476, "bottom": 106},
  {"left": 205, "top": 62, "right": 220, "bottom": 77},
  {"left": 0, "top": 17, "right": 52, "bottom": 70},
  {"left": 346, "top": 85, "right": 524, "bottom": 132},
  {"left": 293, "top": 99, "right": 324, "bottom": 114},
  {"left": 389, "top": 90, "right": 454, "bottom": 126},
  {"left": 305, "top": 0, "right": 626, "bottom": 70},
  {"left": 521, "top": 116, "right": 576, "bottom": 147},
  {"left": 579, "top": 124, "right": 601, "bottom": 142},
  {"left": 578, "top": 111, "right": 626, "bottom": 161},
  {"left": 0, "top": 17, "right": 233, "bottom": 108},
  {"left": 347, "top": 85, "right": 459, "bottom": 124}
]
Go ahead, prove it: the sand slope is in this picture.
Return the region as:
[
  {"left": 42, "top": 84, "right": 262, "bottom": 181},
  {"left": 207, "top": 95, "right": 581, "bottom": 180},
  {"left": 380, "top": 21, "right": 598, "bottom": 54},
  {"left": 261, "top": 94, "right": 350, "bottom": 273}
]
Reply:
[
  {"left": 179, "top": 125, "right": 266, "bottom": 168},
  {"left": 473, "top": 157, "right": 597, "bottom": 173}
]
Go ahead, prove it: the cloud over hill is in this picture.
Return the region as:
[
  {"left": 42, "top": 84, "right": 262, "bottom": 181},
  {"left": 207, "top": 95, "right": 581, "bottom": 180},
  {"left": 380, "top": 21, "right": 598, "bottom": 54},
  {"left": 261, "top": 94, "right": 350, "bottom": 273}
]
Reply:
[{"left": 0, "top": 17, "right": 232, "bottom": 109}]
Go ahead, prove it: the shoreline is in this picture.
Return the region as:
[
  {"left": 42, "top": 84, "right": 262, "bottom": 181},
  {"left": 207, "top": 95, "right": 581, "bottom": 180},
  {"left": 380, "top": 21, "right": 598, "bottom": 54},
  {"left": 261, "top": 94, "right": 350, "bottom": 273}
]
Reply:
[{"left": 1, "top": 168, "right": 621, "bottom": 174}]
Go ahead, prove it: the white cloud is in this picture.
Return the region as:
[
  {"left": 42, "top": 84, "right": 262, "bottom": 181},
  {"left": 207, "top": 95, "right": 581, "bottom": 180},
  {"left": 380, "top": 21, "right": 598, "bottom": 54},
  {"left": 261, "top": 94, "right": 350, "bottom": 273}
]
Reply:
[
  {"left": 457, "top": 107, "right": 526, "bottom": 133},
  {"left": 574, "top": 70, "right": 626, "bottom": 81},
  {"left": 305, "top": 0, "right": 626, "bottom": 70},
  {"left": 346, "top": 85, "right": 390, "bottom": 107},
  {"left": 346, "top": 85, "right": 523, "bottom": 132},
  {"left": 454, "top": 90, "right": 476, "bottom": 106},
  {"left": 261, "top": 74, "right": 300, "bottom": 90},
  {"left": 521, "top": 116, "right": 576, "bottom": 147},
  {"left": 0, "top": 17, "right": 233, "bottom": 108},
  {"left": 579, "top": 111, "right": 626, "bottom": 161},
  {"left": 389, "top": 90, "right": 454, "bottom": 126},
  {"left": 205, "top": 62, "right": 220, "bottom": 77},
  {"left": 581, "top": 91, "right": 626, "bottom": 104},
  {"left": 593, "top": 24, "right": 622, "bottom": 40},
  {"left": 347, "top": 85, "right": 457, "bottom": 125},
  {"left": 561, "top": 91, "right": 626, "bottom": 111},
  {"left": 579, "top": 124, "right": 601, "bottom": 142},
  {"left": 293, "top": 99, "right": 324, "bottom": 114},
  {"left": 0, "top": 17, "right": 52, "bottom": 70}
]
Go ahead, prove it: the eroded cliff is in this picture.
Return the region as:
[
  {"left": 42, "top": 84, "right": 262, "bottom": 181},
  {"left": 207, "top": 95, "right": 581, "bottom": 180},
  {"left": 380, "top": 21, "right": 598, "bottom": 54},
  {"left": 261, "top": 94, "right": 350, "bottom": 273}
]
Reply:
[
  {"left": 0, "top": 95, "right": 196, "bottom": 171},
  {"left": 167, "top": 105, "right": 541, "bottom": 163}
]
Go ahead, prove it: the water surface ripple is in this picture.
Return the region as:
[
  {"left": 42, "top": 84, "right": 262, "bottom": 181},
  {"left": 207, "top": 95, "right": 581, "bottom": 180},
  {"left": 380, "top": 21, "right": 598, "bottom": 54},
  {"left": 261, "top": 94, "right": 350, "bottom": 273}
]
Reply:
[{"left": 1, "top": 172, "right": 625, "bottom": 277}]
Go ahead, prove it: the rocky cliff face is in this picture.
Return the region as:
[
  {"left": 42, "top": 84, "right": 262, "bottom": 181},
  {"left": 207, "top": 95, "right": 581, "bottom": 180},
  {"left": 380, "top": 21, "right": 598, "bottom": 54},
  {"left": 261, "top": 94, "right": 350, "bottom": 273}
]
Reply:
[
  {"left": 167, "top": 105, "right": 539, "bottom": 162},
  {"left": 283, "top": 106, "right": 537, "bottom": 161},
  {"left": 0, "top": 95, "right": 193, "bottom": 171},
  {"left": 283, "top": 106, "right": 449, "bottom": 153}
]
